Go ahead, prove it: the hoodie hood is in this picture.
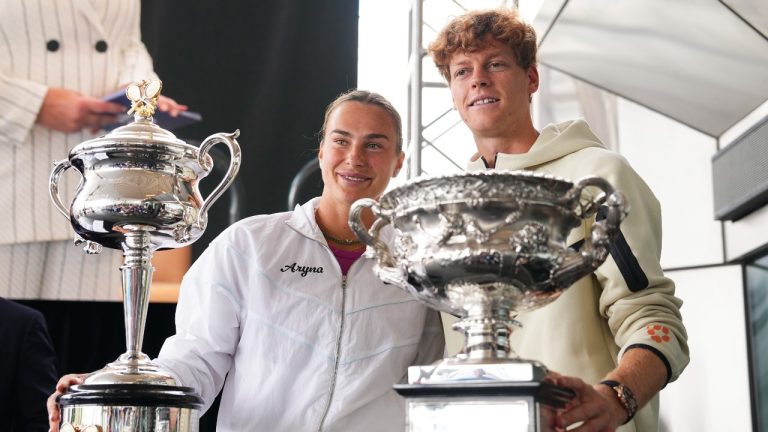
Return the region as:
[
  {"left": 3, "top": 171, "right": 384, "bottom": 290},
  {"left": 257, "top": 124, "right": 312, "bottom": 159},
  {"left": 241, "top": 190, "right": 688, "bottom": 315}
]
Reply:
[{"left": 467, "top": 119, "right": 605, "bottom": 171}]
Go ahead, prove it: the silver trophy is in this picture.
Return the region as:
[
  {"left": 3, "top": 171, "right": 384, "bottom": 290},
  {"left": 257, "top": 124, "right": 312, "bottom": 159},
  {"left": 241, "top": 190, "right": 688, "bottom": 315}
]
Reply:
[
  {"left": 349, "top": 171, "right": 627, "bottom": 432},
  {"left": 49, "top": 80, "right": 241, "bottom": 432}
]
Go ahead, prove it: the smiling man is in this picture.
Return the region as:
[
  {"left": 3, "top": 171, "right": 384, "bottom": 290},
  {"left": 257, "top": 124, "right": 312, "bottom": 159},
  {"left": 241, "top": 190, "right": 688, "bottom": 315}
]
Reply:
[{"left": 429, "top": 8, "right": 689, "bottom": 432}]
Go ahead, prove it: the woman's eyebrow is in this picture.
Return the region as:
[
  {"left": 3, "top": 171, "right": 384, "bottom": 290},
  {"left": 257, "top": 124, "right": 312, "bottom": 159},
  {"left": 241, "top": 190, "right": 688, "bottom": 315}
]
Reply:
[
  {"left": 364, "top": 133, "right": 390, "bottom": 141},
  {"left": 329, "top": 129, "right": 351, "bottom": 137},
  {"left": 330, "top": 130, "right": 390, "bottom": 142}
]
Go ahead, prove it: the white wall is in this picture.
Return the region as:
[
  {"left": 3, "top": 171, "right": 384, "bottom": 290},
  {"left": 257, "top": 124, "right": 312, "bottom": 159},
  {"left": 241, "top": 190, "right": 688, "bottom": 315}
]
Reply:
[
  {"left": 660, "top": 266, "right": 752, "bottom": 431},
  {"left": 615, "top": 99, "right": 723, "bottom": 269}
]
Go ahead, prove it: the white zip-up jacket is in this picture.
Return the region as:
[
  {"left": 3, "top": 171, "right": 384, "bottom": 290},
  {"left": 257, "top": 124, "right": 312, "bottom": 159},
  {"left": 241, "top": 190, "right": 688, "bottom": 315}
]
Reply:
[{"left": 156, "top": 197, "right": 445, "bottom": 431}]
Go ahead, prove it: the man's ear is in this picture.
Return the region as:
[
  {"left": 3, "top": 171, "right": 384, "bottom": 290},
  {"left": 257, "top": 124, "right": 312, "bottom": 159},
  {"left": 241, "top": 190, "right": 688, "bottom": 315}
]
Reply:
[{"left": 527, "top": 66, "right": 540, "bottom": 95}]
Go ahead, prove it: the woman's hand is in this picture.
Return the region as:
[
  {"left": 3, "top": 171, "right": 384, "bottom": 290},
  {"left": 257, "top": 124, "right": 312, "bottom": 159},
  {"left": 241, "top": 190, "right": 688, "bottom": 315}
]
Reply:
[
  {"left": 37, "top": 88, "right": 124, "bottom": 133},
  {"left": 156, "top": 95, "right": 188, "bottom": 117},
  {"left": 47, "top": 373, "right": 85, "bottom": 432}
]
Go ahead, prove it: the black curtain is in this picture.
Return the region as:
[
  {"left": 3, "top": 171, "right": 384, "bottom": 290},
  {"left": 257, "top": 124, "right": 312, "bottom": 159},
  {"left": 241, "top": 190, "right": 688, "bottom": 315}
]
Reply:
[
  {"left": 15, "top": 300, "right": 176, "bottom": 375},
  {"left": 140, "top": 0, "right": 359, "bottom": 259},
  {"left": 23, "top": 2, "right": 358, "bottom": 431}
]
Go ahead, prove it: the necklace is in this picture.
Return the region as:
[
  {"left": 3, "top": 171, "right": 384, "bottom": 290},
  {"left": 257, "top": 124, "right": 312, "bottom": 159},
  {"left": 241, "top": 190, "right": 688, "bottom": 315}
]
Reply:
[
  {"left": 321, "top": 230, "right": 362, "bottom": 246},
  {"left": 316, "top": 215, "right": 363, "bottom": 246}
]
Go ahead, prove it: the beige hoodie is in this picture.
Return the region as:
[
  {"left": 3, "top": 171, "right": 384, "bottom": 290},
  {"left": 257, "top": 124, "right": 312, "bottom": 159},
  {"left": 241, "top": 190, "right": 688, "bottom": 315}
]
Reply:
[{"left": 455, "top": 119, "right": 690, "bottom": 432}]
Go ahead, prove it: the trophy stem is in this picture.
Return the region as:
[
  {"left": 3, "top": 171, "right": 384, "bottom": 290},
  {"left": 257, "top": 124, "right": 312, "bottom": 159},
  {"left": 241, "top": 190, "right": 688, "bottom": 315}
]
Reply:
[
  {"left": 119, "top": 226, "right": 156, "bottom": 362},
  {"left": 453, "top": 307, "right": 518, "bottom": 360}
]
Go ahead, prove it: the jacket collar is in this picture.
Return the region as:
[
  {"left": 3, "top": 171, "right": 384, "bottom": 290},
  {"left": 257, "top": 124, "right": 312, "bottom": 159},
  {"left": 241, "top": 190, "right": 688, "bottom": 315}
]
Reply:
[
  {"left": 285, "top": 197, "right": 325, "bottom": 244},
  {"left": 285, "top": 197, "right": 394, "bottom": 246}
]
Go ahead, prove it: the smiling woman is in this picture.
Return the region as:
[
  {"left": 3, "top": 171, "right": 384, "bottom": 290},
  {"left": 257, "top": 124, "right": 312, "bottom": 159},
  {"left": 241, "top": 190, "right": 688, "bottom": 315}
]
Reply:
[
  {"left": 316, "top": 94, "right": 404, "bottom": 248},
  {"left": 46, "top": 90, "right": 446, "bottom": 432}
]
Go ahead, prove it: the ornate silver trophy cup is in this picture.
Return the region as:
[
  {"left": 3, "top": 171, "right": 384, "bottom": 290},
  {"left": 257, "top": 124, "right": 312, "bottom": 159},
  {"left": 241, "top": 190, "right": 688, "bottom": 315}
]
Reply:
[
  {"left": 48, "top": 81, "right": 241, "bottom": 432},
  {"left": 349, "top": 171, "right": 627, "bottom": 432}
]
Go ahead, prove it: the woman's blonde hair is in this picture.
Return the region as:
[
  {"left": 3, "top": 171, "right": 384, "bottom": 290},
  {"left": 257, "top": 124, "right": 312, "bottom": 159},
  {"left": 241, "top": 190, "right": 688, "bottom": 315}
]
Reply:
[{"left": 319, "top": 89, "right": 403, "bottom": 152}]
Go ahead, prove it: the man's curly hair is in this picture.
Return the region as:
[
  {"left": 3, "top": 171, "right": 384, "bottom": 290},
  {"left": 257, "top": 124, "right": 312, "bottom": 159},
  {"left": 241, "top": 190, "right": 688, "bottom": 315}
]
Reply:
[{"left": 428, "top": 8, "right": 538, "bottom": 82}]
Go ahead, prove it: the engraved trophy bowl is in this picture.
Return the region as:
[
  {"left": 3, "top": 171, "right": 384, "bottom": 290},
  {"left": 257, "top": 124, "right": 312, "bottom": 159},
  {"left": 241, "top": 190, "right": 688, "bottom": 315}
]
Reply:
[
  {"left": 48, "top": 81, "right": 241, "bottom": 432},
  {"left": 349, "top": 171, "right": 628, "bottom": 383}
]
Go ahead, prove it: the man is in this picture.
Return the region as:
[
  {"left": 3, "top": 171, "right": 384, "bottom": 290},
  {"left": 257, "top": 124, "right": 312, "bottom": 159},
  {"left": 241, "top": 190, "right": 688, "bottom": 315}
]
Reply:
[{"left": 428, "top": 8, "right": 689, "bottom": 431}]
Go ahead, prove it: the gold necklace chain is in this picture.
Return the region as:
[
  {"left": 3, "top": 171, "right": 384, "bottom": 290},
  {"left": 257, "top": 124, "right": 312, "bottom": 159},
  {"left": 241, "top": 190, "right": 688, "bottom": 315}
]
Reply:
[
  {"left": 323, "top": 232, "right": 362, "bottom": 246},
  {"left": 317, "top": 221, "right": 362, "bottom": 246}
]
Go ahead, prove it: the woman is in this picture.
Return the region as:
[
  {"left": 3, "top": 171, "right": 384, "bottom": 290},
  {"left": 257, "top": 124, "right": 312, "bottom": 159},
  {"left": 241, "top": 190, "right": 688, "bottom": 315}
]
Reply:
[{"left": 48, "top": 90, "right": 445, "bottom": 432}]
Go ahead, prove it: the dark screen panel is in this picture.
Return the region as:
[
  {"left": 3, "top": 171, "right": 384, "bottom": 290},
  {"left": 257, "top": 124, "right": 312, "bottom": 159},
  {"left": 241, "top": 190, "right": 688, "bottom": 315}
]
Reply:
[
  {"left": 746, "top": 255, "right": 768, "bottom": 432},
  {"left": 140, "top": 0, "right": 359, "bottom": 259}
]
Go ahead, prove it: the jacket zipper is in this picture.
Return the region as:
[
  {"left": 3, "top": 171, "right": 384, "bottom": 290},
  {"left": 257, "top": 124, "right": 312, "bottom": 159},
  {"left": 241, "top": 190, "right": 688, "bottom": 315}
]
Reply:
[{"left": 317, "top": 275, "right": 347, "bottom": 431}]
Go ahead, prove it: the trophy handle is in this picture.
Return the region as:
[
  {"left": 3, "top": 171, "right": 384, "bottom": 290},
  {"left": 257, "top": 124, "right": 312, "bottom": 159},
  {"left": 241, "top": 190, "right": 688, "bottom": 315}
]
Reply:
[
  {"left": 50, "top": 159, "right": 103, "bottom": 254},
  {"left": 554, "top": 176, "right": 628, "bottom": 285},
  {"left": 561, "top": 175, "right": 609, "bottom": 218},
  {"left": 49, "top": 159, "right": 74, "bottom": 220},
  {"left": 197, "top": 130, "right": 242, "bottom": 228},
  {"left": 349, "top": 200, "right": 409, "bottom": 287},
  {"left": 349, "top": 198, "right": 396, "bottom": 268},
  {"left": 567, "top": 175, "right": 628, "bottom": 234}
]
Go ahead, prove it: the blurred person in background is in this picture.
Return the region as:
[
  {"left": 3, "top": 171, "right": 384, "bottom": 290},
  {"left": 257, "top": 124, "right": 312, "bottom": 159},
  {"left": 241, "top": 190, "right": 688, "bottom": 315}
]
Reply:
[
  {"left": 0, "top": 297, "right": 58, "bottom": 432},
  {"left": 0, "top": 0, "right": 186, "bottom": 302}
]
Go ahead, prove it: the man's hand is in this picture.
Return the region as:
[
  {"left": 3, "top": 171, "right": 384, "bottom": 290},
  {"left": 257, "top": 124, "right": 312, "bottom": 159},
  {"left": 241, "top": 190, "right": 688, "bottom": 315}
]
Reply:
[
  {"left": 552, "top": 375, "right": 625, "bottom": 432},
  {"left": 47, "top": 373, "right": 85, "bottom": 432},
  {"left": 36, "top": 88, "right": 125, "bottom": 134}
]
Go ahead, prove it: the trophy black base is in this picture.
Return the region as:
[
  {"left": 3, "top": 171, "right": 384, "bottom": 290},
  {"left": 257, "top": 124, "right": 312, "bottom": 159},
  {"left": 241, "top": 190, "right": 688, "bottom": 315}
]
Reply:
[
  {"left": 395, "top": 381, "right": 574, "bottom": 432},
  {"left": 59, "top": 384, "right": 203, "bottom": 432}
]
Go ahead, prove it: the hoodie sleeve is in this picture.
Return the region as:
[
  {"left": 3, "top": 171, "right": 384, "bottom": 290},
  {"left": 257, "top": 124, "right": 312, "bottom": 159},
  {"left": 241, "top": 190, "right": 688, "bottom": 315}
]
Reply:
[{"left": 589, "top": 152, "right": 690, "bottom": 383}]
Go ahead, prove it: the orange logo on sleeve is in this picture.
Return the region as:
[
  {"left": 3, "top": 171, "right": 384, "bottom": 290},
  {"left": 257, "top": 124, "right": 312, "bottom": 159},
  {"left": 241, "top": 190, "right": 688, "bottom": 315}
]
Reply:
[{"left": 646, "top": 324, "right": 671, "bottom": 343}]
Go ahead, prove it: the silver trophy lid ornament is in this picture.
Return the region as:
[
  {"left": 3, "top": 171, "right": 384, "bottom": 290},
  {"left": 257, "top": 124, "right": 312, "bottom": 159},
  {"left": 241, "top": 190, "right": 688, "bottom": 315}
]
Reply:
[
  {"left": 350, "top": 171, "right": 628, "bottom": 381},
  {"left": 49, "top": 80, "right": 241, "bottom": 432}
]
